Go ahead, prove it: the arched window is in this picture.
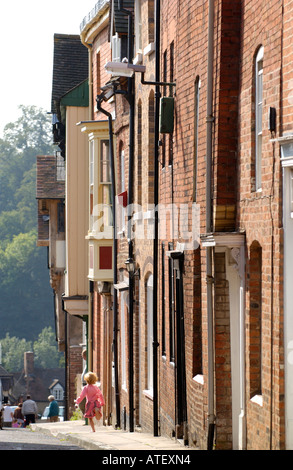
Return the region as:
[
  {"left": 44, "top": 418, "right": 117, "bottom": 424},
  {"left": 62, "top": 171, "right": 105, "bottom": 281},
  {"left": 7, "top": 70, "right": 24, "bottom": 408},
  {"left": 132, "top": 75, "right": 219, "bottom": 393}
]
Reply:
[
  {"left": 193, "top": 76, "right": 201, "bottom": 202},
  {"left": 254, "top": 46, "right": 264, "bottom": 191},
  {"left": 135, "top": 0, "right": 142, "bottom": 57},
  {"left": 146, "top": 274, "right": 153, "bottom": 393},
  {"left": 137, "top": 100, "right": 142, "bottom": 207},
  {"left": 249, "top": 241, "right": 262, "bottom": 397},
  {"left": 120, "top": 291, "right": 129, "bottom": 391},
  {"left": 148, "top": 0, "right": 155, "bottom": 44},
  {"left": 148, "top": 91, "right": 155, "bottom": 203}
]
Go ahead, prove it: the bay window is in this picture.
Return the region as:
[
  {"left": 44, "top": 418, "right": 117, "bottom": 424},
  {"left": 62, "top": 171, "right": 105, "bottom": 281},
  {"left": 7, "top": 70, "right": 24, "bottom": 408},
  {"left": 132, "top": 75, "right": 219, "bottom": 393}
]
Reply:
[{"left": 80, "top": 121, "right": 114, "bottom": 282}]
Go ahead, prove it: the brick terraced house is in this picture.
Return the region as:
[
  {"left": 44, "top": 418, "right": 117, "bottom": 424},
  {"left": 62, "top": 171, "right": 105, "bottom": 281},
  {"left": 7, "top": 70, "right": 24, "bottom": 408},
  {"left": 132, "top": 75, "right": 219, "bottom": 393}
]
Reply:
[{"left": 39, "top": 0, "right": 293, "bottom": 449}]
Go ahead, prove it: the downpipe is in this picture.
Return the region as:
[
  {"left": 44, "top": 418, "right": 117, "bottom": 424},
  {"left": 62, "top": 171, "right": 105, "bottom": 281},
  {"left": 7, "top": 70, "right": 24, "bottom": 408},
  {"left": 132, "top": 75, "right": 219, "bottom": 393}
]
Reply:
[
  {"left": 206, "top": 0, "right": 215, "bottom": 450},
  {"left": 152, "top": 0, "right": 161, "bottom": 438},
  {"left": 118, "top": 0, "right": 135, "bottom": 433},
  {"left": 96, "top": 97, "right": 120, "bottom": 430}
]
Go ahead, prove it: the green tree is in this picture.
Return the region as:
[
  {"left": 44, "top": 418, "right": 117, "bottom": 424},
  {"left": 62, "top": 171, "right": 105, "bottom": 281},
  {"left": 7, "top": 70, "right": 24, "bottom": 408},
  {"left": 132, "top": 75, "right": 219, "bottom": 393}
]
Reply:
[
  {"left": 3, "top": 105, "right": 52, "bottom": 153},
  {"left": 0, "top": 333, "right": 32, "bottom": 372},
  {"left": 0, "top": 327, "right": 64, "bottom": 373},
  {"left": 0, "top": 105, "right": 55, "bottom": 341},
  {"left": 33, "top": 327, "right": 64, "bottom": 369}
]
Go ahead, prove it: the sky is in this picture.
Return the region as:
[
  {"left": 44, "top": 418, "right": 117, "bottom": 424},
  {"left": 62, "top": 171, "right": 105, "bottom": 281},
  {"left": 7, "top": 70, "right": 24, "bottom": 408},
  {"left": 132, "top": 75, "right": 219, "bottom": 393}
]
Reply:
[{"left": 0, "top": 0, "right": 98, "bottom": 137}]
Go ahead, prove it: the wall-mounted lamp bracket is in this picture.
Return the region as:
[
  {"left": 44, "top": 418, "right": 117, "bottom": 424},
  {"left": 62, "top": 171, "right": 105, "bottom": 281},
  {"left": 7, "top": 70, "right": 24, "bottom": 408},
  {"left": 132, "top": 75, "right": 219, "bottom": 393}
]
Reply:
[{"left": 140, "top": 72, "right": 176, "bottom": 97}]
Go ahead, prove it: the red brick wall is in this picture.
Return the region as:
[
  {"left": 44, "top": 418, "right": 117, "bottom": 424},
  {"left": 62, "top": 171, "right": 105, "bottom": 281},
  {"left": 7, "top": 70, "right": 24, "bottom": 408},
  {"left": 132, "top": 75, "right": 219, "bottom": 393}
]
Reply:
[
  {"left": 85, "top": 0, "right": 286, "bottom": 449},
  {"left": 92, "top": 26, "right": 113, "bottom": 121},
  {"left": 68, "top": 345, "right": 83, "bottom": 417},
  {"left": 92, "top": 289, "right": 102, "bottom": 381},
  {"left": 158, "top": 0, "right": 285, "bottom": 450},
  {"left": 238, "top": 0, "right": 284, "bottom": 450}
]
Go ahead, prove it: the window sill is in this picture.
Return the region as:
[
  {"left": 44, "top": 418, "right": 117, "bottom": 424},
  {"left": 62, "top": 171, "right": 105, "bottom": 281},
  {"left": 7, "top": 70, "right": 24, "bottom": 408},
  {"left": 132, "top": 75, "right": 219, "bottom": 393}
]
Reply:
[
  {"left": 250, "top": 394, "right": 263, "bottom": 407},
  {"left": 117, "top": 229, "right": 126, "bottom": 238},
  {"left": 143, "top": 389, "right": 153, "bottom": 401},
  {"left": 86, "top": 229, "right": 113, "bottom": 240},
  {"left": 193, "top": 374, "right": 204, "bottom": 385},
  {"left": 132, "top": 211, "right": 144, "bottom": 221},
  {"left": 144, "top": 210, "right": 155, "bottom": 220},
  {"left": 133, "top": 52, "right": 143, "bottom": 64},
  {"left": 144, "top": 42, "right": 155, "bottom": 57}
]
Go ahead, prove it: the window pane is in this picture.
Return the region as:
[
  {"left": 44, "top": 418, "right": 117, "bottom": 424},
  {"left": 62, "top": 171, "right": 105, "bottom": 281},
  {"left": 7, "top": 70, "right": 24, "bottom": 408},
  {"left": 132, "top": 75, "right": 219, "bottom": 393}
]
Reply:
[
  {"left": 255, "top": 48, "right": 263, "bottom": 191},
  {"left": 101, "top": 185, "right": 113, "bottom": 227},
  {"left": 147, "top": 275, "right": 153, "bottom": 391},
  {"left": 100, "top": 140, "right": 111, "bottom": 183},
  {"left": 90, "top": 141, "right": 94, "bottom": 186}
]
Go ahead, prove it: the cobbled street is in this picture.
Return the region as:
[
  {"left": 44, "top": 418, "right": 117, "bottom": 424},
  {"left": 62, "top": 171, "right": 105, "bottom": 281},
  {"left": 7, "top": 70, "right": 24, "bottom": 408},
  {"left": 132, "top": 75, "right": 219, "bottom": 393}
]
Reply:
[{"left": 0, "top": 427, "right": 85, "bottom": 450}]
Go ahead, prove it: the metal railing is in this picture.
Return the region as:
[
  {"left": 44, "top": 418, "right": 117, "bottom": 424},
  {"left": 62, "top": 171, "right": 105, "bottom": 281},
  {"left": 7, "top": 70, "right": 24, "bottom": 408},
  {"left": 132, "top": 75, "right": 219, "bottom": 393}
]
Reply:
[{"left": 80, "top": 0, "right": 110, "bottom": 33}]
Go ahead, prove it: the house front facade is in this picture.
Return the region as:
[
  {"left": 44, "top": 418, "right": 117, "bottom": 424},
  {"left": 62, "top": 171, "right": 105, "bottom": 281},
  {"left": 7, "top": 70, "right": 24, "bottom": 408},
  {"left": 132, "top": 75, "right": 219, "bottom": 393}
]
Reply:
[{"left": 37, "top": 0, "right": 293, "bottom": 449}]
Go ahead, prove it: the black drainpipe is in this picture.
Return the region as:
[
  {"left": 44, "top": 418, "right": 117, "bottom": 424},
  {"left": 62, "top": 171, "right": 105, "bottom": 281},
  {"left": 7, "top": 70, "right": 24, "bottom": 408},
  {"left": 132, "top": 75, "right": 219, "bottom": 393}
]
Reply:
[
  {"left": 118, "top": 0, "right": 135, "bottom": 433},
  {"left": 61, "top": 297, "right": 68, "bottom": 422},
  {"left": 139, "top": 0, "right": 176, "bottom": 437},
  {"left": 96, "top": 96, "right": 120, "bottom": 430},
  {"left": 153, "top": 0, "right": 161, "bottom": 438}
]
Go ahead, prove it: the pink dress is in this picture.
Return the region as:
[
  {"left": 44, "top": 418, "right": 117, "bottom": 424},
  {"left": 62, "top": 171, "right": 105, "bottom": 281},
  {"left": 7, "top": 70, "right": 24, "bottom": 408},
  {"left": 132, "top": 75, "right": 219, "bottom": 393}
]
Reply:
[{"left": 76, "top": 384, "right": 105, "bottom": 419}]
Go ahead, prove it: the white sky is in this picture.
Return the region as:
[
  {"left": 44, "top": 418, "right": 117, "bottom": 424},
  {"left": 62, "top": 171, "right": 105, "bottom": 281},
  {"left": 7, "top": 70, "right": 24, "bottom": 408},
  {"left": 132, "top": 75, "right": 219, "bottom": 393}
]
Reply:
[{"left": 0, "top": 0, "right": 97, "bottom": 136}]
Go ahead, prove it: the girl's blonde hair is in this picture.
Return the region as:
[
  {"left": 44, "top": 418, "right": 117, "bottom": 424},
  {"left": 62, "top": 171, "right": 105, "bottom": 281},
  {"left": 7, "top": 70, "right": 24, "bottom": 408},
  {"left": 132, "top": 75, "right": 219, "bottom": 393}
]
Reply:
[{"left": 84, "top": 371, "right": 98, "bottom": 385}]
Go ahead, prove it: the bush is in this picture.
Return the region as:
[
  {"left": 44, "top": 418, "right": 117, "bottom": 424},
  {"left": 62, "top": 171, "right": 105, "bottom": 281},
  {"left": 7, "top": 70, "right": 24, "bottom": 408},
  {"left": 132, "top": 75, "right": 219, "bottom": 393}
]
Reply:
[{"left": 70, "top": 408, "right": 83, "bottom": 421}]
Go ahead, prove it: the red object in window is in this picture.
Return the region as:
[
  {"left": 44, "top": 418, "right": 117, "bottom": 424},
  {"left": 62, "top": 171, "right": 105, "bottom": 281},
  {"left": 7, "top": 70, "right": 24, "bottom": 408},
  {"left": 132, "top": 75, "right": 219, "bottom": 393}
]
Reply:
[
  {"left": 99, "top": 246, "right": 112, "bottom": 270},
  {"left": 117, "top": 191, "right": 128, "bottom": 208}
]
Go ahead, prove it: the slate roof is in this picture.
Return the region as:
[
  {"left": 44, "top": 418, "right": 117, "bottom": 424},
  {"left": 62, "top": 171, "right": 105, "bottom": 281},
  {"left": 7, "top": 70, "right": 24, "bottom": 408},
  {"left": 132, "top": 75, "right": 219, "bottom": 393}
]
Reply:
[
  {"left": 0, "top": 365, "right": 15, "bottom": 393},
  {"left": 51, "top": 34, "right": 89, "bottom": 119},
  {"left": 0, "top": 365, "right": 13, "bottom": 378},
  {"left": 12, "top": 368, "right": 65, "bottom": 404}
]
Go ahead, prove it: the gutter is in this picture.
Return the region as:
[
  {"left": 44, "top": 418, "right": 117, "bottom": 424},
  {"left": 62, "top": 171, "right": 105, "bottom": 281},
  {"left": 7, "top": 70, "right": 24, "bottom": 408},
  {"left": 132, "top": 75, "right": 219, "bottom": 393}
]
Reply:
[
  {"left": 96, "top": 97, "right": 120, "bottom": 430},
  {"left": 152, "top": 0, "right": 161, "bottom": 438},
  {"left": 118, "top": 0, "right": 135, "bottom": 433},
  {"left": 80, "top": 40, "right": 93, "bottom": 120},
  {"left": 61, "top": 298, "right": 69, "bottom": 422},
  {"left": 206, "top": 0, "right": 215, "bottom": 450},
  {"left": 80, "top": 0, "right": 110, "bottom": 120}
]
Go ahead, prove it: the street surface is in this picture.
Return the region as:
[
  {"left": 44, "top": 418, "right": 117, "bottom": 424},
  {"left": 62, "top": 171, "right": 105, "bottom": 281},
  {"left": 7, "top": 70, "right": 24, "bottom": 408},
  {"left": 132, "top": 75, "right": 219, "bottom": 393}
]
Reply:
[{"left": 0, "top": 426, "right": 85, "bottom": 450}]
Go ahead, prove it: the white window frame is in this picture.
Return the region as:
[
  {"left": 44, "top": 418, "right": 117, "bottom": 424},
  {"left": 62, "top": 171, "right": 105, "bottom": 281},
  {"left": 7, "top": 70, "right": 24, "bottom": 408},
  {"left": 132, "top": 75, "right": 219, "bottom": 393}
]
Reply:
[
  {"left": 80, "top": 121, "right": 114, "bottom": 283},
  {"left": 193, "top": 77, "right": 201, "bottom": 201},
  {"left": 134, "top": 0, "right": 142, "bottom": 62},
  {"left": 88, "top": 133, "right": 112, "bottom": 237},
  {"left": 290, "top": 168, "right": 293, "bottom": 218},
  {"left": 56, "top": 153, "right": 65, "bottom": 181},
  {"left": 52, "top": 384, "right": 64, "bottom": 401},
  {"left": 118, "top": 149, "right": 126, "bottom": 236},
  {"left": 89, "top": 140, "right": 94, "bottom": 231},
  {"left": 111, "top": 32, "right": 121, "bottom": 63},
  {"left": 255, "top": 46, "right": 264, "bottom": 191},
  {"left": 146, "top": 275, "right": 153, "bottom": 395},
  {"left": 121, "top": 291, "right": 128, "bottom": 391},
  {"left": 100, "top": 140, "right": 112, "bottom": 229}
]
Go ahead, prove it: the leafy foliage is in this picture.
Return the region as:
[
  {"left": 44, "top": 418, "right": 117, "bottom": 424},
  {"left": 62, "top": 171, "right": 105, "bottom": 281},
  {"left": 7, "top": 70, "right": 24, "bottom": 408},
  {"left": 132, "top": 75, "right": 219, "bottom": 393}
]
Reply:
[
  {"left": 0, "top": 334, "right": 32, "bottom": 372},
  {"left": 0, "top": 105, "right": 55, "bottom": 341},
  {"left": 33, "top": 327, "right": 64, "bottom": 369},
  {"left": 0, "top": 327, "right": 64, "bottom": 372}
]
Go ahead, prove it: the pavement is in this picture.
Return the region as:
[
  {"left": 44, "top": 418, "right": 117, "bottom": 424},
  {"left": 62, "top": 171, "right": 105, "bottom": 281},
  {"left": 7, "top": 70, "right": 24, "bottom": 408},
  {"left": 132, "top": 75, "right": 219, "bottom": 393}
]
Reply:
[{"left": 31, "top": 419, "right": 197, "bottom": 452}]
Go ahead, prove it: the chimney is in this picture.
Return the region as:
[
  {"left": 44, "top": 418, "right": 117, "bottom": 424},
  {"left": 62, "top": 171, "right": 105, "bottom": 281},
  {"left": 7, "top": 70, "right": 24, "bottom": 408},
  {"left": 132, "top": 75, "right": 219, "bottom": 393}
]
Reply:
[{"left": 24, "top": 351, "right": 34, "bottom": 377}]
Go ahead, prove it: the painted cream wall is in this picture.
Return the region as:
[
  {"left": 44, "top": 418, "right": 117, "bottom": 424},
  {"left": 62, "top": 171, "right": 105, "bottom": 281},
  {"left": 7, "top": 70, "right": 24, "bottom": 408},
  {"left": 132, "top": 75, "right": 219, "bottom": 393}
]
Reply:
[{"left": 65, "top": 105, "right": 89, "bottom": 299}]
